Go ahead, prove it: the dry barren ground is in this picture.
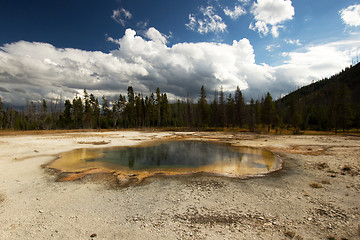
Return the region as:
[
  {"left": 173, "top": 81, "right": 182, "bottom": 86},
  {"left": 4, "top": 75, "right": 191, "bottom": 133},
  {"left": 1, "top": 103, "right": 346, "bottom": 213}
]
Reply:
[{"left": 0, "top": 131, "right": 359, "bottom": 240}]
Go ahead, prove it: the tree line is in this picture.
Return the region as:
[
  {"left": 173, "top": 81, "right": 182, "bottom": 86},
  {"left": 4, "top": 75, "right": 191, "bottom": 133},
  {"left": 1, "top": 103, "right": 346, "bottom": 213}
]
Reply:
[{"left": 0, "top": 84, "right": 358, "bottom": 133}]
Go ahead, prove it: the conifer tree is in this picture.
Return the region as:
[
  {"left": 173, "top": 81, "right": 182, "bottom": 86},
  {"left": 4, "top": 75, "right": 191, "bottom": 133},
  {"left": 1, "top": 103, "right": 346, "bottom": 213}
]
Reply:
[
  {"left": 248, "top": 98, "right": 256, "bottom": 132},
  {"left": 91, "top": 95, "right": 100, "bottom": 129},
  {"left": 101, "top": 95, "right": 112, "bottom": 128},
  {"left": 219, "top": 86, "right": 226, "bottom": 126},
  {"left": 147, "top": 93, "right": 155, "bottom": 126},
  {"left": 63, "top": 99, "right": 72, "bottom": 128},
  {"left": 198, "top": 85, "right": 209, "bottom": 127},
  {"left": 211, "top": 90, "right": 219, "bottom": 127},
  {"left": 83, "top": 89, "right": 92, "bottom": 128},
  {"left": 235, "top": 86, "right": 246, "bottom": 128},
  {"left": 155, "top": 88, "right": 161, "bottom": 126},
  {"left": 135, "top": 93, "right": 144, "bottom": 126},
  {"left": 161, "top": 93, "right": 169, "bottom": 126},
  {"left": 0, "top": 97, "right": 4, "bottom": 129},
  {"left": 226, "top": 93, "right": 235, "bottom": 127},
  {"left": 126, "top": 86, "right": 135, "bottom": 127},
  {"left": 72, "top": 95, "right": 83, "bottom": 128},
  {"left": 255, "top": 99, "right": 261, "bottom": 126},
  {"left": 262, "top": 92, "right": 274, "bottom": 132}
]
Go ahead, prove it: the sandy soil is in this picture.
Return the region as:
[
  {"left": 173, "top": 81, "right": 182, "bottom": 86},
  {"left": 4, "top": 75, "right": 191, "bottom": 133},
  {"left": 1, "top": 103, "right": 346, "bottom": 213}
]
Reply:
[{"left": 0, "top": 131, "right": 359, "bottom": 240}]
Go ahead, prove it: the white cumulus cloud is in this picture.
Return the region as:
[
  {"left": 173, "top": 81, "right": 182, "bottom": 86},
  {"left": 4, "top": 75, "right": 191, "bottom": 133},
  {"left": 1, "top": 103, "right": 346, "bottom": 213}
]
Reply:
[
  {"left": 224, "top": 5, "right": 247, "bottom": 20},
  {"left": 250, "top": 0, "right": 294, "bottom": 37},
  {"left": 186, "top": 6, "right": 227, "bottom": 34},
  {"left": 340, "top": 4, "right": 360, "bottom": 27},
  {"left": 0, "top": 27, "right": 358, "bottom": 106},
  {"left": 145, "top": 27, "right": 168, "bottom": 45},
  {"left": 276, "top": 38, "right": 360, "bottom": 90},
  {"left": 249, "top": 20, "right": 269, "bottom": 36},
  {"left": 111, "top": 8, "right": 132, "bottom": 27}
]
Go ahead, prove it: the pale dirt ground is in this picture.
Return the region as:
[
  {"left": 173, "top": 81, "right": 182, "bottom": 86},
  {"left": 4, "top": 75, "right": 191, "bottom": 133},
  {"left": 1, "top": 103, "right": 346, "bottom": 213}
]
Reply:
[{"left": 0, "top": 131, "right": 359, "bottom": 240}]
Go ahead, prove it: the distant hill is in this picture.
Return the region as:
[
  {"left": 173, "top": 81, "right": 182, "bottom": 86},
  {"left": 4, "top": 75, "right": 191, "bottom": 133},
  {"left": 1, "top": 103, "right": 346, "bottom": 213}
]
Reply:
[
  {"left": 277, "top": 63, "right": 360, "bottom": 131},
  {"left": 279, "top": 62, "right": 360, "bottom": 106}
]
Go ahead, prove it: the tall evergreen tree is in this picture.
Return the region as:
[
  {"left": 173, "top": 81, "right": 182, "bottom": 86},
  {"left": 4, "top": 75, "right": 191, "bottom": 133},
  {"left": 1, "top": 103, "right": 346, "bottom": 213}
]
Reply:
[
  {"left": 42, "top": 99, "right": 47, "bottom": 115},
  {"left": 91, "top": 95, "right": 100, "bottom": 129},
  {"left": 248, "top": 98, "right": 256, "bottom": 132},
  {"left": 72, "top": 95, "right": 83, "bottom": 128},
  {"left": 234, "top": 86, "right": 246, "bottom": 128},
  {"left": 174, "top": 99, "right": 184, "bottom": 127},
  {"left": 211, "top": 90, "right": 219, "bottom": 127},
  {"left": 0, "top": 97, "right": 4, "bottom": 129},
  {"left": 126, "top": 86, "right": 135, "bottom": 127},
  {"left": 113, "top": 94, "right": 127, "bottom": 128},
  {"left": 63, "top": 99, "right": 72, "bottom": 128},
  {"left": 255, "top": 99, "right": 261, "bottom": 126},
  {"left": 262, "top": 92, "right": 274, "bottom": 132},
  {"left": 147, "top": 93, "right": 155, "bottom": 126},
  {"left": 155, "top": 88, "right": 161, "bottom": 126},
  {"left": 83, "top": 89, "right": 93, "bottom": 128},
  {"left": 219, "top": 86, "right": 226, "bottom": 126},
  {"left": 161, "top": 93, "right": 169, "bottom": 126},
  {"left": 135, "top": 93, "right": 144, "bottom": 126},
  {"left": 101, "top": 95, "right": 112, "bottom": 128},
  {"left": 226, "top": 93, "right": 235, "bottom": 127},
  {"left": 198, "top": 85, "right": 209, "bottom": 127}
]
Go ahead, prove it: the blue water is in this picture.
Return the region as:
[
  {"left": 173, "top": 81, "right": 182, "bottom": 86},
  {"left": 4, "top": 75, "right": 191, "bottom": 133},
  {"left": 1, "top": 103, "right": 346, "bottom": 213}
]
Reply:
[{"left": 87, "top": 141, "right": 248, "bottom": 170}]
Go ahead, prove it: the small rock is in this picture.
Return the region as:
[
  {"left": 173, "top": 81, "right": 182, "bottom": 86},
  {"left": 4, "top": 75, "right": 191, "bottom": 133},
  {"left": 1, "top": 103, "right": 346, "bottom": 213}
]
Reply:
[
  {"left": 284, "top": 231, "right": 296, "bottom": 238},
  {"left": 90, "top": 233, "right": 97, "bottom": 238},
  {"left": 39, "top": 210, "right": 43, "bottom": 213},
  {"left": 309, "top": 182, "right": 323, "bottom": 188},
  {"left": 34, "top": 150, "right": 39, "bottom": 153},
  {"left": 321, "top": 180, "right": 330, "bottom": 185},
  {"left": 307, "top": 217, "right": 312, "bottom": 221},
  {"left": 342, "top": 166, "right": 351, "bottom": 171}
]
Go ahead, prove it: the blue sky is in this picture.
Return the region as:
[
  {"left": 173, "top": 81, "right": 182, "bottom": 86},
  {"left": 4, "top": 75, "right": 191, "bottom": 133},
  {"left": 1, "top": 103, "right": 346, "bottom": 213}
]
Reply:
[{"left": 1, "top": 0, "right": 360, "bottom": 105}]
